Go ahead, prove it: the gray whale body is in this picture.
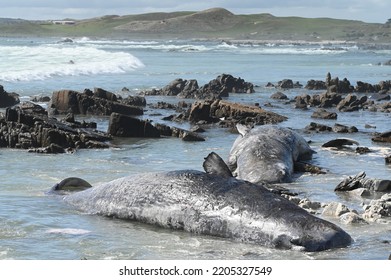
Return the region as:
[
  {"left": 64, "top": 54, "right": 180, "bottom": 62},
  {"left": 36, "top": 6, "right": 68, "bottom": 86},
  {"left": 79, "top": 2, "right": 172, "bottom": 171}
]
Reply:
[
  {"left": 52, "top": 153, "right": 352, "bottom": 252},
  {"left": 228, "top": 125, "right": 315, "bottom": 184}
]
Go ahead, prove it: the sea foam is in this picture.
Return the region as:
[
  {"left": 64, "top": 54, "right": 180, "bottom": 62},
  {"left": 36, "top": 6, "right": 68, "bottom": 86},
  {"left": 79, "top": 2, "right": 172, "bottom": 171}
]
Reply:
[{"left": 0, "top": 44, "right": 144, "bottom": 82}]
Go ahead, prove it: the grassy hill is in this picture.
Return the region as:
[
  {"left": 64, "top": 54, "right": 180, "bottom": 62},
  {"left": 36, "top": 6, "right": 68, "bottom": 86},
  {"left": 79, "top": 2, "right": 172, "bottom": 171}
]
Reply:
[{"left": 1, "top": 8, "right": 390, "bottom": 43}]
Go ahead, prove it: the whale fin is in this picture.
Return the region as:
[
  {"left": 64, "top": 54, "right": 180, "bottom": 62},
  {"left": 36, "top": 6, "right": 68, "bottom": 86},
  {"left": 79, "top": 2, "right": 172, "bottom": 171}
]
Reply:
[
  {"left": 236, "top": 124, "right": 252, "bottom": 137},
  {"left": 203, "top": 152, "right": 233, "bottom": 178},
  {"left": 51, "top": 177, "right": 93, "bottom": 193}
]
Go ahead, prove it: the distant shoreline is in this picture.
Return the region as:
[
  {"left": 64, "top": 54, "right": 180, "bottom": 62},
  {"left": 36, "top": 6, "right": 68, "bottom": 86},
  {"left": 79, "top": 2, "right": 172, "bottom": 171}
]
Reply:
[{"left": 1, "top": 8, "right": 391, "bottom": 44}]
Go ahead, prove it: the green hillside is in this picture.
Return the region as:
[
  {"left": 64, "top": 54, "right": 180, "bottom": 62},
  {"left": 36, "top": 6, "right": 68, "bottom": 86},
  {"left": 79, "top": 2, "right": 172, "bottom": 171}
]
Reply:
[{"left": 1, "top": 8, "right": 390, "bottom": 43}]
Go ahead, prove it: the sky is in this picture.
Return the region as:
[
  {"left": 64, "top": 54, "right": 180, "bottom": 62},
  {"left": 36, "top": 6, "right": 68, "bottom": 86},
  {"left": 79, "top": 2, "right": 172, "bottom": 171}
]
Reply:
[{"left": 0, "top": 0, "right": 390, "bottom": 24}]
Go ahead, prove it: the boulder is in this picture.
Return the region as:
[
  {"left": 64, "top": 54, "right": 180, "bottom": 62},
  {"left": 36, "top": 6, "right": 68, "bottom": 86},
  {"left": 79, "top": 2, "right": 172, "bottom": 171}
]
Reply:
[
  {"left": 0, "top": 104, "right": 111, "bottom": 153},
  {"left": 51, "top": 89, "right": 143, "bottom": 116},
  {"left": 304, "top": 122, "right": 332, "bottom": 132},
  {"left": 311, "top": 108, "right": 338, "bottom": 119},
  {"left": 322, "top": 202, "right": 350, "bottom": 217},
  {"left": 0, "top": 85, "right": 20, "bottom": 108},
  {"left": 188, "top": 99, "right": 287, "bottom": 127},
  {"left": 270, "top": 91, "right": 288, "bottom": 100},
  {"left": 332, "top": 123, "right": 358, "bottom": 133},
  {"left": 154, "top": 123, "right": 205, "bottom": 141},
  {"left": 107, "top": 113, "right": 160, "bottom": 138},
  {"left": 305, "top": 79, "right": 327, "bottom": 90},
  {"left": 372, "top": 130, "right": 391, "bottom": 143},
  {"left": 335, "top": 171, "right": 391, "bottom": 192},
  {"left": 141, "top": 74, "right": 254, "bottom": 99}
]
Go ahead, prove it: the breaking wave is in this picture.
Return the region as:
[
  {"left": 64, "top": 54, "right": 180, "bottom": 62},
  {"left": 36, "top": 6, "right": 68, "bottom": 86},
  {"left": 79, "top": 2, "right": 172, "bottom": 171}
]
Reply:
[{"left": 0, "top": 44, "right": 144, "bottom": 82}]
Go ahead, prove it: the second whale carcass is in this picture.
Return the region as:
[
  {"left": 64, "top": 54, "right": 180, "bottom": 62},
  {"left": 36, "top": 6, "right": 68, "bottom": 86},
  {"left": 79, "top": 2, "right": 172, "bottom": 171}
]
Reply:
[{"left": 228, "top": 125, "right": 315, "bottom": 184}]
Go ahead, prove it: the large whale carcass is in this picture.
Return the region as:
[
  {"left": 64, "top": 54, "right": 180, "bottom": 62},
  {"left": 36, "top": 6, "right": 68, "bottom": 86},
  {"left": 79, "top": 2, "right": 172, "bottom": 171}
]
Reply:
[
  {"left": 228, "top": 125, "right": 315, "bottom": 184},
  {"left": 50, "top": 153, "right": 352, "bottom": 252}
]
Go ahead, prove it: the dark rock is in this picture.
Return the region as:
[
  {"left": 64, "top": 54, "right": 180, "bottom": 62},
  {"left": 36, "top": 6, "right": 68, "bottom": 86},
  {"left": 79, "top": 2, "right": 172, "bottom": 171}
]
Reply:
[
  {"left": 31, "top": 96, "right": 51, "bottom": 102},
  {"left": 322, "top": 138, "right": 359, "bottom": 148},
  {"left": 356, "top": 147, "right": 371, "bottom": 154},
  {"left": 305, "top": 79, "right": 327, "bottom": 90},
  {"left": 51, "top": 89, "right": 143, "bottom": 116},
  {"left": 93, "top": 88, "right": 117, "bottom": 101},
  {"left": 0, "top": 85, "right": 20, "bottom": 108},
  {"left": 141, "top": 74, "right": 254, "bottom": 99},
  {"left": 0, "top": 104, "right": 111, "bottom": 153},
  {"left": 270, "top": 91, "right": 288, "bottom": 100},
  {"left": 326, "top": 73, "right": 354, "bottom": 93},
  {"left": 386, "top": 155, "right": 391, "bottom": 165},
  {"left": 154, "top": 123, "right": 205, "bottom": 141},
  {"left": 311, "top": 108, "right": 338, "bottom": 119},
  {"left": 107, "top": 113, "right": 160, "bottom": 138},
  {"left": 277, "top": 79, "right": 302, "bottom": 89},
  {"left": 304, "top": 122, "right": 332, "bottom": 132},
  {"left": 332, "top": 123, "right": 358, "bottom": 133},
  {"left": 122, "top": 95, "right": 147, "bottom": 107},
  {"left": 372, "top": 130, "right": 391, "bottom": 143},
  {"left": 335, "top": 171, "right": 391, "bottom": 192},
  {"left": 188, "top": 99, "right": 287, "bottom": 127}
]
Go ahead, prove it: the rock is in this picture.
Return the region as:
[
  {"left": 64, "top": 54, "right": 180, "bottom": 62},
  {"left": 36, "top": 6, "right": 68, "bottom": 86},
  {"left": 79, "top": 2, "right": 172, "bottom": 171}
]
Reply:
[
  {"left": 93, "top": 88, "right": 117, "bottom": 101},
  {"left": 0, "top": 85, "right": 20, "bottom": 108},
  {"left": 270, "top": 91, "right": 288, "bottom": 100},
  {"left": 154, "top": 123, "right": 205, "bottom": 141},
  {"left": 356, "top": 147, "right": 371, "bottom": 154},
  {"left": 51, "top": 89, "right": 143, "bottom": 116},
  {"left": 141, "top": 74, "right": 254, "bottom": 99},
  {"left": 107, "top": 113, "right": 160, "bottom": 138},
  {"left": 326, "top": 73, "right": 354, "bottom": 93},
  {"left": 332, "top": 123, "right": 358, "bottom": 133},
  {"left": 335, "top": 171, "right": 391, "bottom": 192},
  {"left": 362, "top": 194, "right": 391, "bottom": 222},
  {"left": 188, "top": 99, "right": 287, "bottom": 127},
  {"left": 305, "top": 79, "right": 327, "bottom": 90},
  {"left": 298, "top": 198, "right": 322, "bottom": 211},
  {"left": 277, "top": 79, "right": 302, "bottom": 89},
  {"left": 386, "top": 155, "right": 391, "bottom": 164},
  {"left": 372, "top": 130, "right": 391, "bottom": 143},
  {"left": 339, "top": 212, "right": 368, "bottom": 225},
  {"left": 122, "top": 95, "right": 147, "bottom": 107},
  {"left": 322, "top": 138, "right": 359, "bottom": 148},
  {"left": 322, "top": 202, "right": 351, "bottom": 217},
  {"left": 311, "top": 108, "right": 338, "bottom": 119},
  {"left": 0, "top": 104, "right": 111, "bottom": 153},
  {"left": 31, "top": 96, "right": 51, "bottom": 102},
  {"left": 304, "top": 122, "right": 332, "bottom": 132}
]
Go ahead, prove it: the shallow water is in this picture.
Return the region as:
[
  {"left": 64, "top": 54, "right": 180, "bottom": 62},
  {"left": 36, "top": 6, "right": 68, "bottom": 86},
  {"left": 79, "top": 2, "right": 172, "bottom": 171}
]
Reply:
[{"left": 0, "top": 37, "right": 390, "bottom": 259}]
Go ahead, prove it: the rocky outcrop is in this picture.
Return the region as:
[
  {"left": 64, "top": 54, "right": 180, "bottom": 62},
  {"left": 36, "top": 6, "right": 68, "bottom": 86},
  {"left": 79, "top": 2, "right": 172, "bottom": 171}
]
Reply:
[
  {"left": 141, "top": 74, "right": 254, "bottom": 99},
  {"left": 0, "top": 85, "right": 20, "bottom": 108},
  {"left": 0, "top": 102, "right": 111, "bottom": 153},
  {"left": 155, "top": 123, "right": 205, "bottom": 141},
  {"left": 335, "top": 171, "right": 391, "bottom": 192},
  {"left": 107, "top": 113, "right": 205, "bottom": 141},
  {"left": 188, "top": 99, "right": 287, "bottom": 127},
  {"left": 311, "top": 108, "right": 337, "bottom": 119},
  {"left": 51, "top": 88, "right": 144, "bottom": 116},
  {"left": 277, "top": 79, "right": 302, "bottom": 89},
  {"left": 108, "top": 113, "right": 160, "bottom": 138},
  {"left": 372, "top": 130, "right": 391, "bottom": 143},
  {"left": 362, "top": 194, "right": 391, "bottom": 222}
]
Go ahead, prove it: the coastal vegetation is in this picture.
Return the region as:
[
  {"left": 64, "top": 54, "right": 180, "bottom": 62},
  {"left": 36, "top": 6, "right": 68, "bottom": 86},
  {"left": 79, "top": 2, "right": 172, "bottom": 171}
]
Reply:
[{"left": 1, "top": 8, "right": 390, "bottom": 43}]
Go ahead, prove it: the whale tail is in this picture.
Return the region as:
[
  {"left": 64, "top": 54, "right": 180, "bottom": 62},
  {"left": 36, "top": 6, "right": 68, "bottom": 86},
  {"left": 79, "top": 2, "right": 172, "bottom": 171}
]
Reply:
[
  {"left": 203, "top": 152, "right": 233, "bottom": 178},
  {"left": 51, "top": 177, "right": 93, "bottom": 194}
]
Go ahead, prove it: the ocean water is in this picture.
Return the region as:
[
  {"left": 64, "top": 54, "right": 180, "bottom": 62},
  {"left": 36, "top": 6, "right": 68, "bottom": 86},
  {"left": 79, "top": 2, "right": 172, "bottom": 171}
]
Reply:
[{"left": 0, "top": 37, "right": 390, "bottom": 260}]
